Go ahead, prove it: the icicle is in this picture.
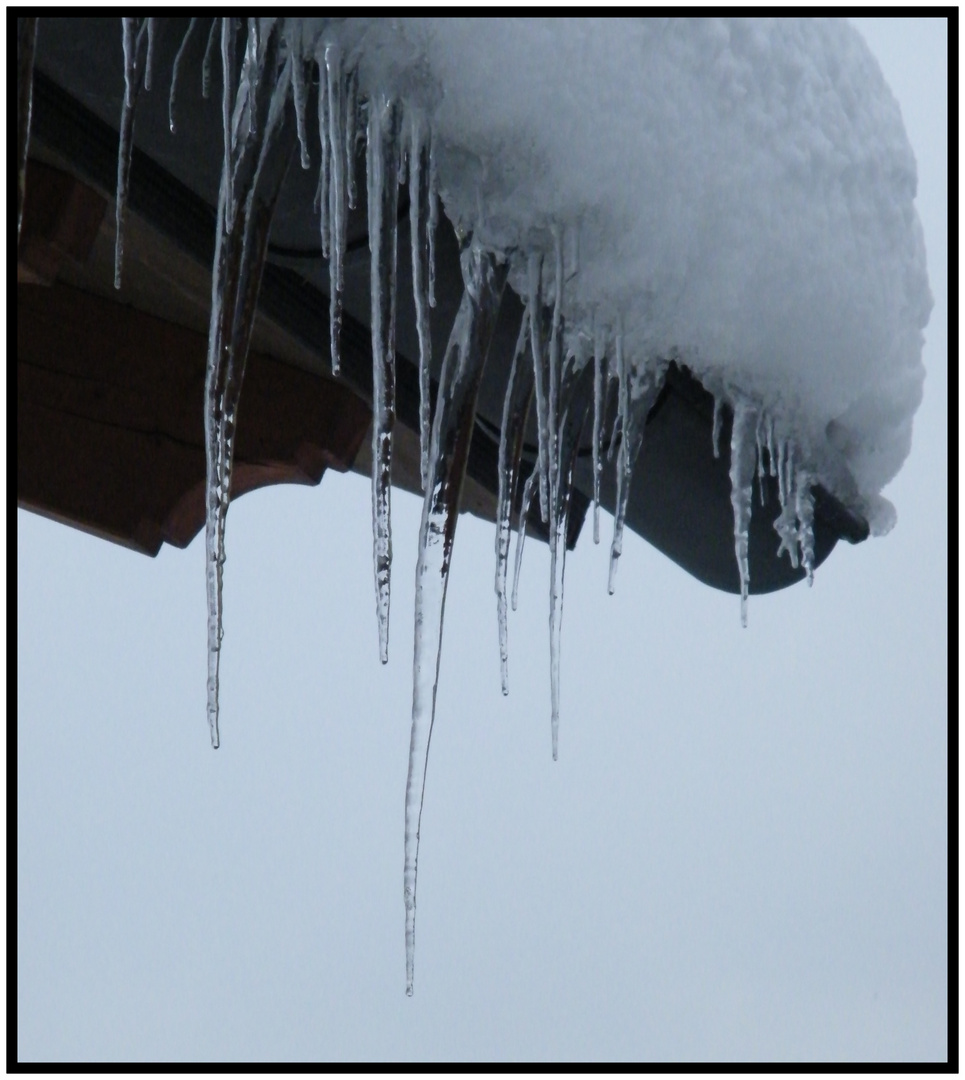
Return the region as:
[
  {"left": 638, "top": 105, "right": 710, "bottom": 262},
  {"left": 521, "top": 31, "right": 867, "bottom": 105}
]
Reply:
[
  {"left": 203, "top": 23, "right": 293, "bottom": 750},
  {"left": 547, "top": 226, "right": 564, "bottom": 530},
  {"left": 427, "top": 136, "right": 439, "bottom": 308},
  {"left": 544, "top": 230, "right": 570, "bottom": 761},
  {"left": 327, "top": 42, "right": 348, "bottom": 377},
  {"left": 774, "top": 507, "right": 799, "bottom": 568},
  {"left": 408, "top": 112, "right": 432, "bottom": 486},
  {"left": 729, "top": 400, "right": 758, "bottom": 628},
  {"left": 783, "top": 441, "right": 795, "bottom": 520},
  {"left": 774, "top": 442, "right": 800, "bottom": 570},
  {"left": 605, "top": 349, "right": 621, "bottom": 463},
  {"left": 548, "top": 353, "right": 593, "bottom": 760},
  {"left": 367, "top": 94, "right": 402, "bottom": 664},
  {"left": 755, "top": 412, "right": 767, "bottom": 507},
  {"left": 712, "top": 395, "right": 723, "bottom": 459},
  {"left": 591, "top": 317, "right": 606, "bottom": 544},
  {"left": 17, "top": 16, "right": 38, "bottom": 247},
  {"left": 767, "top": 417, "right": 777, "bottom": 477},
  {"left": 398, "top": 135, "right": 408, "bottom": 188},
  {"left": 405, "top": 244, "right": 507, "bottom": 997},
  {"left": 168, "top": 17, "right": 197, "bottom": 134},
  {"left": 527, "top": 253, "right": 550, "bottom": 523},
  {"left": 512, "top": 468, "right": 537, "bottom": 612},
  {"left": 144, "top": 17, "right": 157, "bottom": 92},
  {"left": 608, "top": 353, "right": 665, "bottom": 596},
  {"left": 221, "top": 18, "right": 235, "bottom": 233},
  {"left": 202, "top": 18, "right": 217, "bottom": 99},
  {"left": 115, "top": 17, "right": 144, "bottom": 289},
  {"left": 495, "top": 308, "right": 534, "bottom": 694},
  {"left": 244, "top": 20, "right": 260, "bottom": 139},
  {"left": 776, "top": 439, "right": 787, "bottom": 509},
  {"left": 608, "top": 326, "right": 627, "bottom": 594},
  {"left": 344, "top": 67, "right": 359, "bottom": 210},
  {"left": 795, "top": 469, "right": 816, "bottom": 585},
  {"left": 290, "top": 27, "right": 311, "bottom": 169},
  {"left": 316, "top": 57, "right": 331, "bottom": 259}
]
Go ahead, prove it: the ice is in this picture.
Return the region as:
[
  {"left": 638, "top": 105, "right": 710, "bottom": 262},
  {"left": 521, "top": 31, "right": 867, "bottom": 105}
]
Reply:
[
  {"left": 77, "top": 15, "right": 932, "bottom": 995},
  {"left": 315, "top": 45, "right": 330, "bottom": 258},
  {"left": 201, "top": 18, "right": 217, "bottom": 100},
  {"left": 427, "top": 141, "right": 439, "bottom": 308},
  {"left": 755, "top": 412, "right": 767, "bottom": 506},
  {"left": 591, "top": 317, "right": 606, "bottom": 544},
  {"left": 609, "top": 347, "right": 666, "bottom": 595},
  {"left": 729, "top": 400, "right": 759, "bottom": 628},
  {"left": 512, "top": 467, "right": 538, "bottom": 612},
  {"left": 405, "top": 242, "right": 507, "bottom": 996},
  {"left": 344, "top": 67, "right": 359, "bottom": 210},
  {"left": 367, "top": 93, "right": 402, "bottom": 664},
  {"left": 607, "top": 326, "right": 627, "bottom": 594},
  {"left": 220, "top": 19, "right": 235, "bottom": 233},
  {"left": 527, "top": 254, "right": 550, "bottom": 524},
  {"left": 203, "top": 21, "right": 295, "bottom": 748},
  {"left": 288, "top": 24, "right": 311, "bottom": 170},
  {"left": 114, "top": 17, "right": 145, "bottom": 289},
  {"left": 326, "top": 43, "right": 349, "bottom": 378},
  {"left": 17, "top": 16, "right": 38, "bottom": 245},
  {"left": 547, "top": 227, "right": 564, "bottom": 532},
  {"left": 549, "top": 346, "right": 594, "bottom": 759},
  {"left": 795, "top": 470, "right": 816, "bottom": 585},
  {"left": 408, "top": 113, "right": 433, "bottom": 489},
  {"left": 168, "top": 17, "right": 197, "bottom": 134},
  {"left": 495, "top": 308, "right": 533, "bottom": 694},
  {"left": 712, "top": 395, "right": 723, "bottom": 460},
  {"left": 144, "top": 18, "right": 156, "bottom": 93}
]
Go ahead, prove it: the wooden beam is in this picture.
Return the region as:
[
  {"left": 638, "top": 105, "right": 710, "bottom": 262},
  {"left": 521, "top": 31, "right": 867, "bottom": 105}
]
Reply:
[{"left": 18, "top": 281, "right": 372, "bottom": 556}]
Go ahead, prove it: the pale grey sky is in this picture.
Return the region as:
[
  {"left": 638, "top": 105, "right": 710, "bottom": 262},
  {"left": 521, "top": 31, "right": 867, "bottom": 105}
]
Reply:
[{"left": 17, "top": 18, "right": 947, "bottom": 1062}]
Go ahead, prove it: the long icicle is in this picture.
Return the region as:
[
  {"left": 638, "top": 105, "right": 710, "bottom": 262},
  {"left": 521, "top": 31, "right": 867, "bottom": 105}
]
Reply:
[
  {"left": 729, "top": 399, "right": 759, "bottom": 627},
  {"left": 609, "top": 353, "right": 664, "bottom": 595},
  {"left": 405, "top": 243, "right": 508, "bottom": 997},
  {"left": 591, "top": 315, "right": 606, "bottom": 544},
  {"left": 795, "top": 469, "right": 816, "bottom": 585},
  {"left": 144, "top": 17, "right": 157, "bottom": 93},
  {"left": 495, "top": 307, "right": 534, "bottom": 695},
  {"left": 409, "top": 112, "right": 433, "bottom": 488},
  {"left": 549, "top": 351, "right": 593, "bottom": 760},
  {"left": 326, "top": 43, "right": 348, "bottom": 376},
  {"left": 221, "top": 18, "right": 235, "bottom": 233},
  {"left": 201, "top": 17, "right": 217, "bottom": 99},
  {"left": 512, "top": 467, "right": 537, "bottom": 612},
  {"left": 17, "top": 16, "right": 39, "bottom": 247},
  {"left": 427, "top": 133, "right": 439, "bottom": 308},
  {"left": 545, "top": 233, "right": 566, "bottom": 761},
  {"left": 115, "top": 17, "right": 145, "bottom": 289},
  {"left": 547, "top": 227, "right": 564, "bottom": 533},
  {"left": 367, "top": 93, "right": 401, "bottom": 664},
  {"left": 168, "top": 17, "right": 197, "bottom": 134},
  {"left": 607, "top": 324, "right": 628, "bottom": 594},
  {"left": 527, "top": 253, "right": 550, "bottom": 524},
  {"left": 289, "top": 24, "right": 311, "bottom": 169},
  {"left": 204, "top": 26, "right": 295, "bottom": 749},
  {"left": 344, "top": 67, "right": 359, "bottom": 210}
]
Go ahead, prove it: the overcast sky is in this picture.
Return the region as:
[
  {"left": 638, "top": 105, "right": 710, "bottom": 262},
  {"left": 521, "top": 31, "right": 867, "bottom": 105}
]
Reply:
[{"left": 17, "top": 17, "right": 947, "bottom": 1063}]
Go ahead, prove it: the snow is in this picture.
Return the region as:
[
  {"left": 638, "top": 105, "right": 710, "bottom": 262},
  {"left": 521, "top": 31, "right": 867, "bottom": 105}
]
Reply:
[
  {"left": 85, "top": 16, "right": 932, "bottom": 995},
  {"left": 344, "top": 17, "right": 931, "bottom": 529}
]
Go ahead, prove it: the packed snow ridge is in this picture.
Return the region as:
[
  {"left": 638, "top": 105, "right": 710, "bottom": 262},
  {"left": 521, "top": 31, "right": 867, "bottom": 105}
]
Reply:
[{"left": 82, "top": 16, "right": 930, "bottom": 995}]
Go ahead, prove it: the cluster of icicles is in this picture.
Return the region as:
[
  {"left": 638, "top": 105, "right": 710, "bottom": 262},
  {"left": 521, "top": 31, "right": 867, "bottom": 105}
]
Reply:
[{"left": 41, "top": 17, "right": 821, "bottom": 996}]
